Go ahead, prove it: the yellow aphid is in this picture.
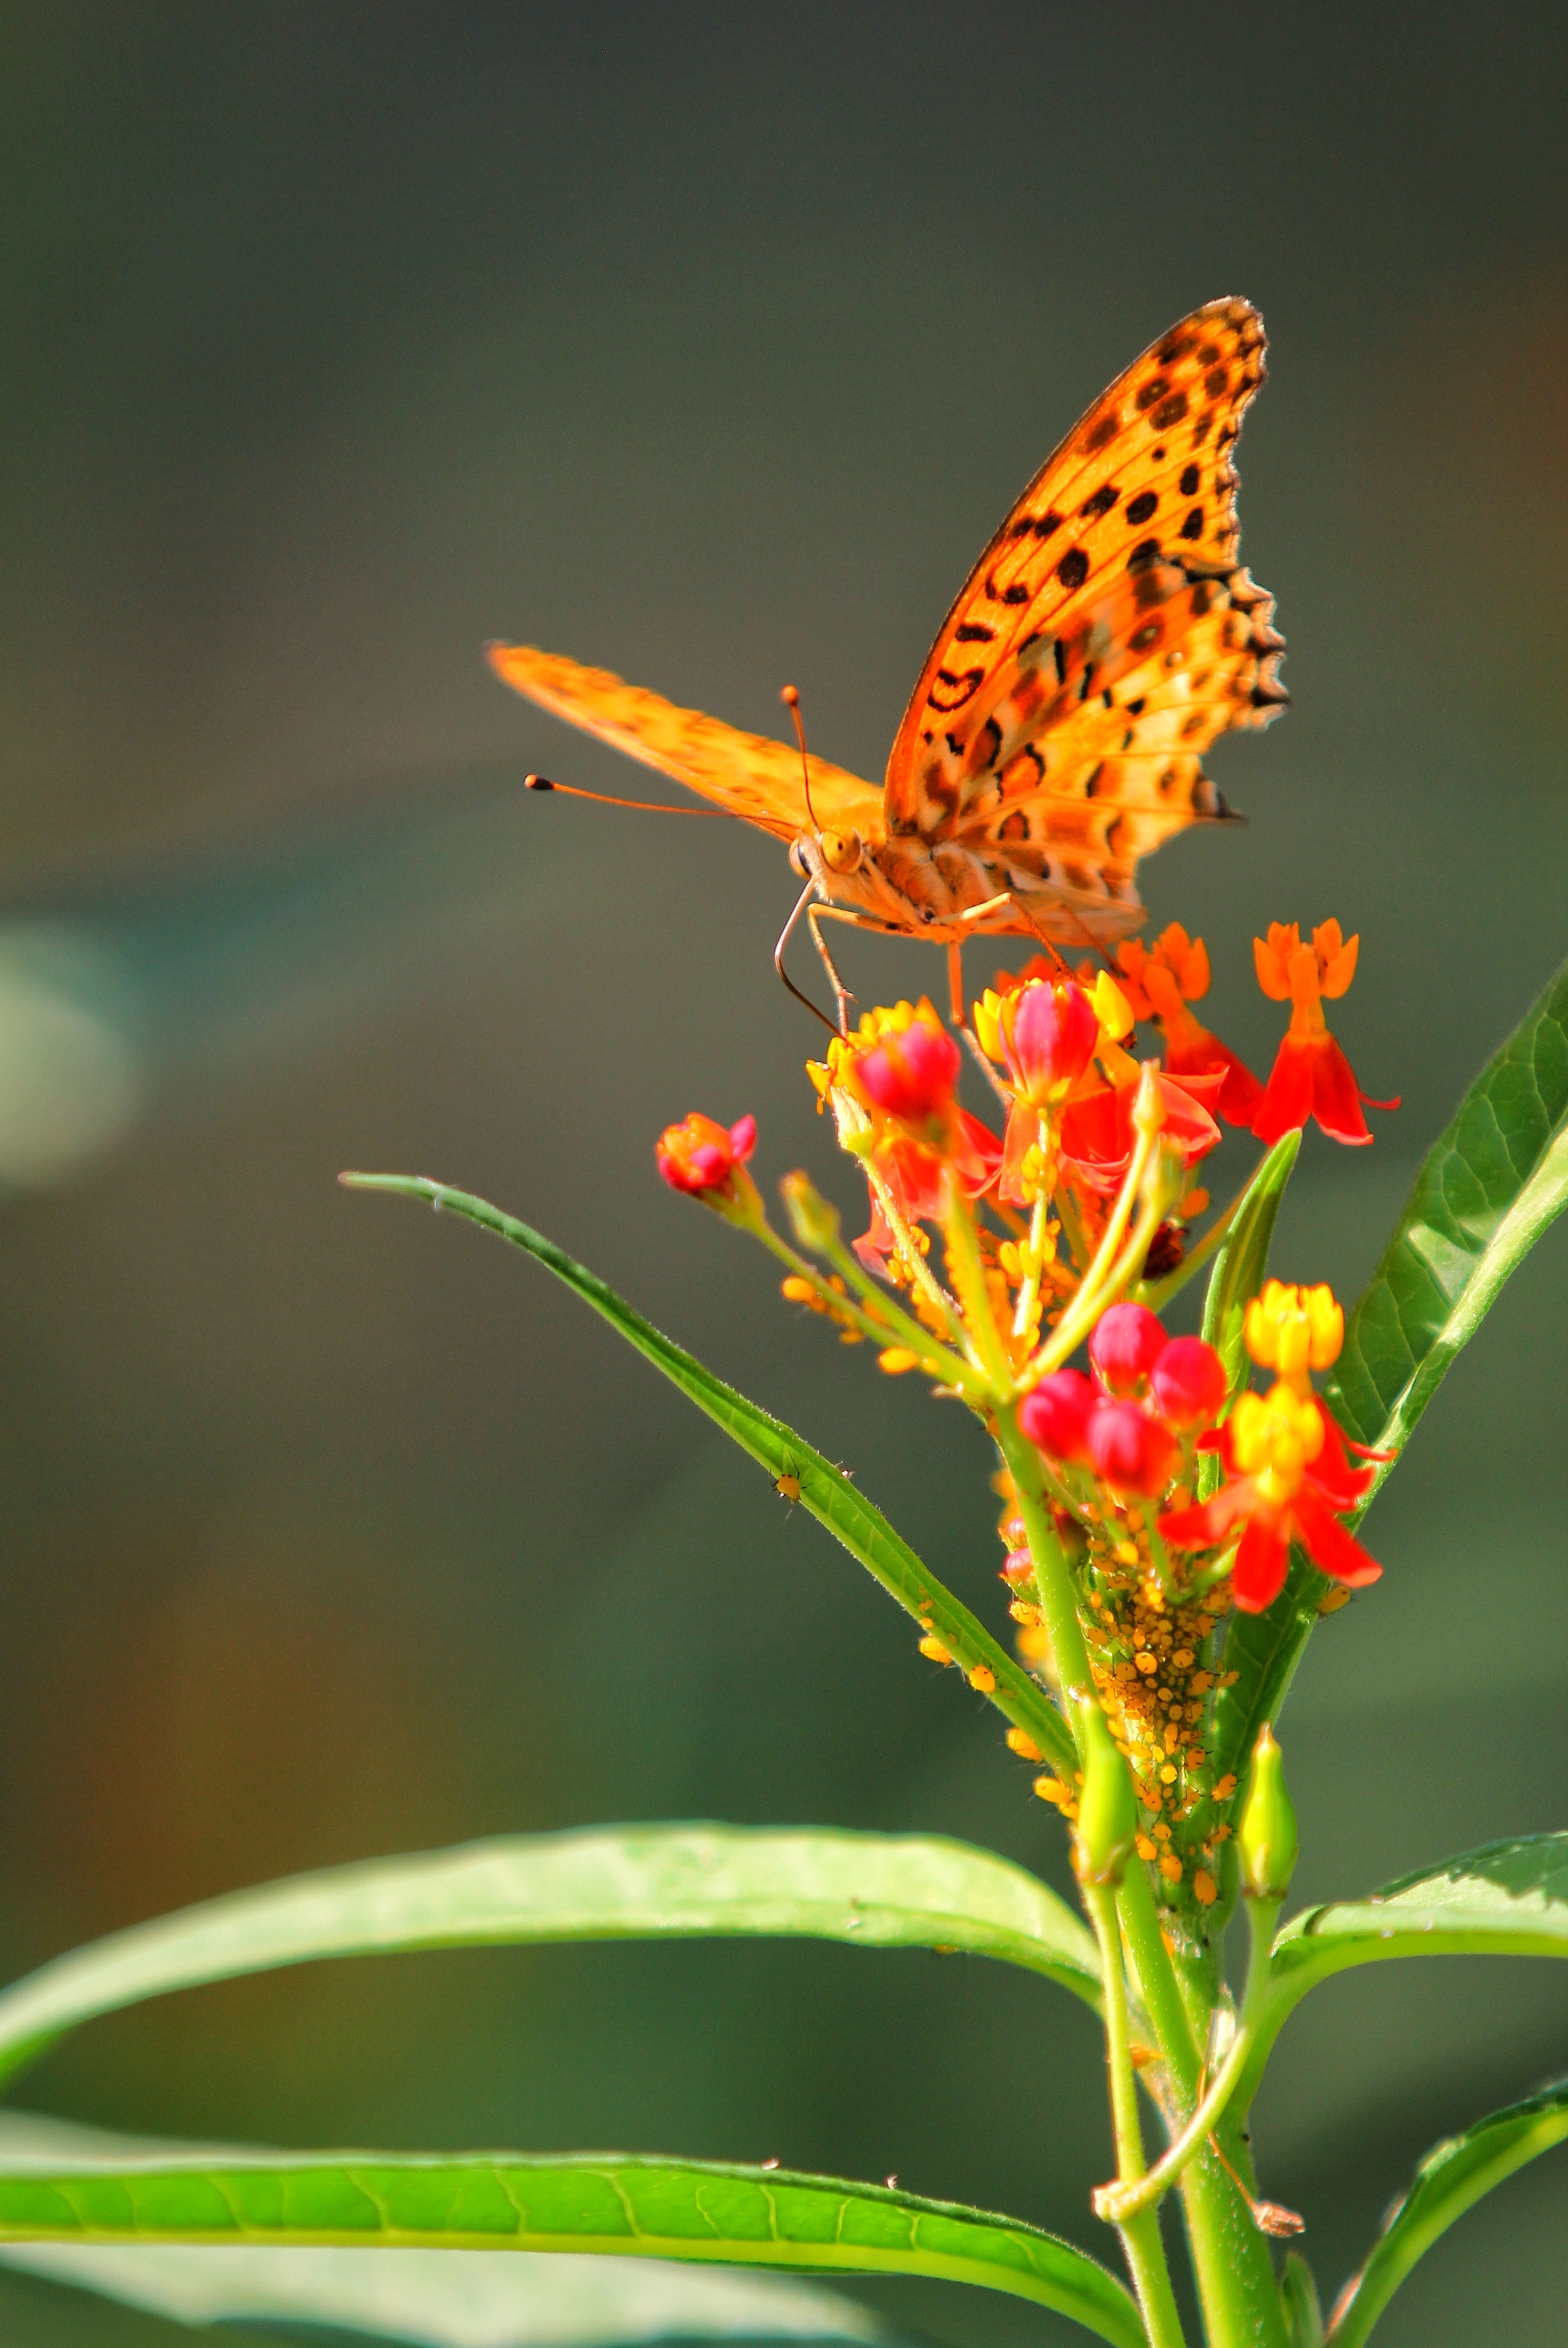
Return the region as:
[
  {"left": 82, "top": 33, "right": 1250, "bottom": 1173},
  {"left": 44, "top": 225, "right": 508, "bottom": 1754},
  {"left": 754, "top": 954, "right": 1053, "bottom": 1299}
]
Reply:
[
  {"left": 1006, "top": 1727, "right": 1043, "bottom": 1762},
  {"left": 1159, "top": 1852, "right": 1183, "bottom": 1883},
  {"left": 1136, "top": 1835, "right": 1157, "bottom": 1862},
  {"left": 918, "top": 1634, "right": 954, "bottom": 1666},
  {"left": 1193, "top": 1870, "right": 1218, "bottom": 1907},
  {"left": 1214, "top": 1774, "right": 1238, "bottom": 1801},
  {"left": 968, "top": 1664, "right": 997, "bottom": 1693},
  {"left": 1319, "top": 1585, "right": 1352, "bottom": 1615},
  {"left": 1033, "top": 1774, "right": 1071, "bottom": 1808},
  {"left": 775, "top": 1472, "right": 801, "bottom": 1504},
  {"left": 780, "top": 1277, "right": 815, "bottom": 1305},
  {"left": 877, "top": 1346, "right": 919, "bottom": 1374}
]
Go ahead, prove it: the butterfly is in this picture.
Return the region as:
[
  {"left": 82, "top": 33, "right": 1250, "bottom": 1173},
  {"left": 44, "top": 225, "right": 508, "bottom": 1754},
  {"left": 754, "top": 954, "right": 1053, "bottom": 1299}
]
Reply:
[{"left": 489, "top": 296, "right": 1285, "bottom": 1030}]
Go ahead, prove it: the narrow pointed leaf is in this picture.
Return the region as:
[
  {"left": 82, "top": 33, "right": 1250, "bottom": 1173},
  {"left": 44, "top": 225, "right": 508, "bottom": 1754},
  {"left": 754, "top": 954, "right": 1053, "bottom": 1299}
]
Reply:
[
  {"left": 1326, "top": 2078, "right": 1568, "bottom": 2347},
  {"left": 0, "top": 1825, "right": 1100, "bottom": 2092},
  {"left": 0, "top": 2140, "right": 1148, "bottom": 2348},
  {"left": 1234, "top": 1833, "right": 1568, "bottom": 2107},
  {"left": 1197, "top": 1132, "right": 1300, "bottom": 1496},
  {"left": 0, "top": 2120, "right": 891, "bottom": 2348},
  {"left": 343, "top": 1176, "right": 1076, "bottom": 1775},
  {"left": 1215, "top": 958, "right": 1568, "bottom": 1777}
]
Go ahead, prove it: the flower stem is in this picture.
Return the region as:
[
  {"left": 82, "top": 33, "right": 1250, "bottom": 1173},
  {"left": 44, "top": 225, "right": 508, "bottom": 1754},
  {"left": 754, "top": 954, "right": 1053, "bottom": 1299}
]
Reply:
[
  {"left": 1082, "top": 1880, "right": 1188, "bottom": 2348},
  {"left": 942, "top": 1186, "right": 1016, "bottom": 1395},
  {"left": 1095, "top": 1894, "right": 1282, "bottom": 2222},
  {"left": 862, "top": 1157, "right": 968, "bottom": 1346},
  {"left": 994, "top": 1409, "right": 1097, "bottom": 1740},
  {"left": 751, "top": 1220, "right": 974, "bottom": 1387}
]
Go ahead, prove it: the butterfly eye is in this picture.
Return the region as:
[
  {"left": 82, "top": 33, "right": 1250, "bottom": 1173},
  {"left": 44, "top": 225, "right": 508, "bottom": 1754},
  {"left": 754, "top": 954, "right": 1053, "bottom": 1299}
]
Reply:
[{"left": 820, "top": 828, "right": 863, "bottom": 875}]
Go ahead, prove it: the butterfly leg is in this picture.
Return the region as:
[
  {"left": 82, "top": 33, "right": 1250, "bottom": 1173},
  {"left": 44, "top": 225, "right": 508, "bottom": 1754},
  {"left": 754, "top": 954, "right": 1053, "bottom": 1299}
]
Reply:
[
  {"left": 946, "top": 942, "right": 964, "bottom": 1027},
  {"left": 807, "top": 906, "right": 859, "bottom": 1036},
  {"left": 773, "top": 878, "right": 840, "bottom": 1036}
]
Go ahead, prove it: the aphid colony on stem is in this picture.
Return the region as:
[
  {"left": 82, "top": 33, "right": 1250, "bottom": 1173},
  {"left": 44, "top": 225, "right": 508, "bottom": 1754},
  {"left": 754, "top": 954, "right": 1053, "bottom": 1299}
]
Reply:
[{"left": 656, "top": 917, "right": 1396, "bottom": 1928}]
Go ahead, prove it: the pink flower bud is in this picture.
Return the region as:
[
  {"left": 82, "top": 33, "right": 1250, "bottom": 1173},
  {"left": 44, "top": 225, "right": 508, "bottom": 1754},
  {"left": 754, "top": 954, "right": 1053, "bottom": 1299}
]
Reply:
[
  {"left": 1018, "top": 1369, "right": 1098, "bottom": 1466},
  {"left": 1000, "top": 1549, "right": 1034, "bottom": 1586},
  {"left": 1005, "top": 980, "right": 1100, "bottom": 1101},
  {"left": 858, "top": 1021, "right": 961, "bottom": 1122},
  {"left": 1151, "top": 1336, "right": 1228, "bottom": 1430},
  {"left": 1089, "top": 1303, "right": 1169, "bottom": 1396},
  {"left": 1086, "top": 1401, "right": 1178, "bottom": 1500},
  {"left": 657, "top": 1112, "right": 755, "bottom": 1195}
]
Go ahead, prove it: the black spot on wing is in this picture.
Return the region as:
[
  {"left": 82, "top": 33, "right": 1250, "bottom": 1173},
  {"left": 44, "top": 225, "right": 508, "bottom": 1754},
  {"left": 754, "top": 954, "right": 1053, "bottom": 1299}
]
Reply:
[
  {"left": 1125, "top": 489, "right": 1158, "bottom": 526},
  {"left": 1056, "top": 547, "right": 1090, "bottom": 592},
  {"left": 928, "top": 667, "right": 984, "bottom": 712}
]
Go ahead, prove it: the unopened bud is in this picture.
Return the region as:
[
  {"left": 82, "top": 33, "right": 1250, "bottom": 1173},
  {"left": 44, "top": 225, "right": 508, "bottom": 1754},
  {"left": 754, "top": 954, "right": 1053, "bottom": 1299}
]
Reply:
[
  {"left": 1238, "top": 1722, "right": 1299, "bottom": 1901},
  {"left": 1074, "top": 1703, "right": 1138, "bottom": 1887},
  {"left": 779, "top": 1172, "right": 842, "bottom": 1254},
  {"left": 1132, "top": 1060, "right": 1167, "bottom": 1142}
]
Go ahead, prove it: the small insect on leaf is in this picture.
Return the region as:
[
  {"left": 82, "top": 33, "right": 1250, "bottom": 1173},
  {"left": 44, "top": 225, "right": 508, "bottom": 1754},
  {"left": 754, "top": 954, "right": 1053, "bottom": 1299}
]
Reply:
[{"left": 775, "top": 1471, "right": 801, "bottom": 1505}]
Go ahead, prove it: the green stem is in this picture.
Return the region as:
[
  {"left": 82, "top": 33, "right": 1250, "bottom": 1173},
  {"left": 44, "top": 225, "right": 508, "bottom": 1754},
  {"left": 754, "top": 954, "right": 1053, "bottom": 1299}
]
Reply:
[
  {"left": 860, "top": 1157, "right": 969, "bottom": 1349},
  {"left": 994, "top": 1411, "right": 1097, "bottom": 1742},
  {"left": 1115, "top": 1863, "right": 1200, "bottom": 2095},
  {"left": 1083, "top": 1881, "right": 1188, "bottom": 2348},
  {"left": 1096, "top": 1896, "right": 1281, "bottom": 2222},
  {"left": 1037, "top": 1122, "right": 1157, "bottom": 1371},
  {"left": 751, "top": 1211, "right": 971, "bottom": 1390},
  {"left": 1010, "top": 1188, "right": 1052, "bottom": 1342},
  {"left": 1111, "top": 1875, "right": 1288, "bottom": 2344},
  {"left": 942, "top": 1187, "right": 1015, "bottom": 1395},
  {"left": 1035, "top": 1138, "right": 1182, "bottom": 1381},
  {"left": 1054, "top": 1180, "right": 1094, "bottom": 1273}
]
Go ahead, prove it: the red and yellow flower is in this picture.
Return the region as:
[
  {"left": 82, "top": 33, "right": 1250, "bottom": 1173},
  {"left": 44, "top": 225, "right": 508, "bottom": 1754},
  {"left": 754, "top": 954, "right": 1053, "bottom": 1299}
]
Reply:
[
  {"left": 1157, "top": 1277, "right": 1389, "bottom": 1612},
  {"left": 1251, "top": 919, "right": 1398, "bottom": 1147},
  {"left": 808, "top": 1000, "right": 1000, "bottom": 1272}
]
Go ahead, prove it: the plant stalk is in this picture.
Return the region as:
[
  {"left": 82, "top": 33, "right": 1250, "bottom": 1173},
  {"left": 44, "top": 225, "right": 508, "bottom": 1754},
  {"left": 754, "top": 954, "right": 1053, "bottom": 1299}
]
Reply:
[{"left": 1083, "top": 1880, "right": 1188, "bottom": 2348}]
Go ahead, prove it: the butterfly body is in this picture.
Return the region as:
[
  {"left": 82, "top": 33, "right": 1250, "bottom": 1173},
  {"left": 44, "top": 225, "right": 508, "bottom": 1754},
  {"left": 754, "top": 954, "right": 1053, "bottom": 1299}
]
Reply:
[{"left": 490, "top": 297, "right": 1285, "bottom": 972}]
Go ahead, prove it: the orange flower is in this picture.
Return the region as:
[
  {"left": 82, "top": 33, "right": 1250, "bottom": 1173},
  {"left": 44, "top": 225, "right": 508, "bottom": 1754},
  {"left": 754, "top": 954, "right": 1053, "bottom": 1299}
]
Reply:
[
  {"left": 1251, "top": 920, "right": 1398, "bottom": 1147},
  {"left": 1116, "top": 925, "right": 1263, "bottom": 1128}
]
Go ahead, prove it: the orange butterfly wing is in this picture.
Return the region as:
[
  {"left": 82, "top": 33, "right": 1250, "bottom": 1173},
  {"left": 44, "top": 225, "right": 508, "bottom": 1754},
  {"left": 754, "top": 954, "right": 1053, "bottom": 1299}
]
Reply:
[
  {"left": 486, "top": 645, "right": 881, "bottom": 844},
  {"left": 883, "top": 298, "right": 1282, "bottom": 912}
]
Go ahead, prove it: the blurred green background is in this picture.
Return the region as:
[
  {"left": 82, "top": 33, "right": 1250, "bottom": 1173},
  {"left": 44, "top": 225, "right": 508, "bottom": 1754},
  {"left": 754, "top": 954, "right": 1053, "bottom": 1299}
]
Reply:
[{"left": 0, "top": 4, "right": 1564, "bottom": 2340}]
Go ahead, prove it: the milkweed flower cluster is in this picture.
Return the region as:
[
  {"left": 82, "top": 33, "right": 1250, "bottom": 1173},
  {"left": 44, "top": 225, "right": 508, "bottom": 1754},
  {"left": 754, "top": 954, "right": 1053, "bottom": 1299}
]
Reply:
[{"left": 653, "top": 918, "right": 1396, "bottom": 1925}]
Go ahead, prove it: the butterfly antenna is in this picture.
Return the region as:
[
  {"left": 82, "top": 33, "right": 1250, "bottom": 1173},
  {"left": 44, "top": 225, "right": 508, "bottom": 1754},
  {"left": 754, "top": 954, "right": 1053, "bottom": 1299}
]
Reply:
[
  {"left": 780, "top": 686, "right": 820, "bottom": 831},
  {"left": 524, "top": 775, "right": 729, "bottom": 817}
]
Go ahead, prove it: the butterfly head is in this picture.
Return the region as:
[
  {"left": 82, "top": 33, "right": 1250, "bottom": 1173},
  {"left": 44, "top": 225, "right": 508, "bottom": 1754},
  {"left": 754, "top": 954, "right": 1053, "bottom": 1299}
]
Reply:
[{"left": 791, "top": 826, "right": 865, "bottom": 883}]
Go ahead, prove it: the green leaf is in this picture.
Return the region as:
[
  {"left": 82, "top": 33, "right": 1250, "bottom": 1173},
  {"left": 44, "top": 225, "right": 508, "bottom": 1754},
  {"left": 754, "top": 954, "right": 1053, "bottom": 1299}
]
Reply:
[
  {"left": 1214, "top": 958, "right": 1568, "bottom": 1778},
  {"left": 0, "top": 2136, "right": 1148, "bottom": 2348},
  {"left": 1199, "top": 1132, "right": 1302, "bottom": 1462},
  {"left": 0, "top": 1825, "right": 1100, "bottom": 2091},
  {"left": 0, "top": 2117, "right": 894, "bottom": 2348},
  {"left": 343, "top": 1175, "right": 1077, "bottom": 1777},
  {"left": 1326, "top": 954, "right": 1568, "bottom": 1461},
  {"left": 1325, "top": 2077, "right": 1568, "bottom": 2347},
  {"left": 1234, "top": 1833, "right": 1568, "bottom": 2108}
]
